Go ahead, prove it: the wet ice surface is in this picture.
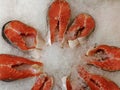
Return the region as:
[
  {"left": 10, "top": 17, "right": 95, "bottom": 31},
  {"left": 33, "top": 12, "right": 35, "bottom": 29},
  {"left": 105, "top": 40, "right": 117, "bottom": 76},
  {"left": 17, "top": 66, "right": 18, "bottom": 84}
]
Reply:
[{"left": 0, "top": 0, "right": 120, "bottom": 90}]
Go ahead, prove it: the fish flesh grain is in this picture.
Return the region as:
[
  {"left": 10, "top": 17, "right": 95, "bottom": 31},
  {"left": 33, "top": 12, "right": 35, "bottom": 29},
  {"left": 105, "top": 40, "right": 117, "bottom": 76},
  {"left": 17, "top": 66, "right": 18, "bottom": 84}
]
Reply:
[
  {"left": 2, "top": 20, "right": 37, "bottom": 51},
  {"left": 48, "top": 0, "right": 95, "bottom": 48},
  {"left": 48, "top": 0, "right": 71, "bottom": 45},
  {"left": 86, "top": 45, "right": 120, "bottom": 71},
  {"left": 77, "top": 66, "right": 120, "bottom": 90},
  {"left": 32, "top": 74, "right": 53, "bottom": 90},
  {"left": 66, "top": 13, "right": 95, "bottom": 48},
  {"left": 0, "top": 54, "right": 43, "bottom": 81}
]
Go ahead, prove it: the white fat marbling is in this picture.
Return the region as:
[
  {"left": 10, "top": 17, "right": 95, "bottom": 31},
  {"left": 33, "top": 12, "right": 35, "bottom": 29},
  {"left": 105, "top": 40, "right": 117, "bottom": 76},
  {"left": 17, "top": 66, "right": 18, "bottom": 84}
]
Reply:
[{"left": 0, "top": 0, "right": 120, "bottom": 90}]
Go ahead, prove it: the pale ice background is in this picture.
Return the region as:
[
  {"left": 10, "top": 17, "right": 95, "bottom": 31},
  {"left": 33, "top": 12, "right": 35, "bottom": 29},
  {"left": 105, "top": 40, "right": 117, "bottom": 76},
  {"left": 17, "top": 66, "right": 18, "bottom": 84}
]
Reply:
[{"left": 0, "top": 0, "right": 120, "bottom": 90}]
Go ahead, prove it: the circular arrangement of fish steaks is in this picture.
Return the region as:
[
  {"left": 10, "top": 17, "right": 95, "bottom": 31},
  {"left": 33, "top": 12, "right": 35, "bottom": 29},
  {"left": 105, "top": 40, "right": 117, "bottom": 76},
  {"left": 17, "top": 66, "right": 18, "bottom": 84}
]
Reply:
[{"left": 0, "top": 0, "right": 120, "bottom": 90}]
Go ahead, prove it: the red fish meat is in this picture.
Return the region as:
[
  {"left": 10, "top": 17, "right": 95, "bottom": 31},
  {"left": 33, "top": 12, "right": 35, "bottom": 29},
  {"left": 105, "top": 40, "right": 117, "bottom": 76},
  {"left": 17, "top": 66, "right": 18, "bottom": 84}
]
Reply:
[
  {"left": 32, "top": 74, "right": 53, "bottom": 90},
  {"left": 48, "top": 0, "right": 71, "bottom": 44},
  {"left": 86, "top": 45, "right": 120, "bottom": 71},
  {"left": 0, "top": 54, "right": 43, "bottom": 81},
  {"left": 2, "top": 20, "right": 37, "bottom": 50},
  {"left": 77, "top": 66, "right": 120, "bottom": 90}
]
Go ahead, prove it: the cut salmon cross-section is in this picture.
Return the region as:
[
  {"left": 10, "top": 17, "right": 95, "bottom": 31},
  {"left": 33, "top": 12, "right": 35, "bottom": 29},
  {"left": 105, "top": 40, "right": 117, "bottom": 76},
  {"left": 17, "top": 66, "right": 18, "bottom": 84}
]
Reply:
[
  {"left": 48, "top": 0, "right": 71, "bottom": 45},
  {"left": 77, "top": 66, "right": 120, "bottom": 90},
  {"left": 66, "top": 13, "right": 95, "bottom": 48},
  {"left": 2, "top": 20, "right": 37, "bottom": 51},
  {"left": 86, "top": 45, "right": 120, "bottom": 71},
  {"left": 0, "top": 54, "right": 43, "bottom": 81},
  {"left": 32, "top": 74, "right": 53, "bottom": 90}
]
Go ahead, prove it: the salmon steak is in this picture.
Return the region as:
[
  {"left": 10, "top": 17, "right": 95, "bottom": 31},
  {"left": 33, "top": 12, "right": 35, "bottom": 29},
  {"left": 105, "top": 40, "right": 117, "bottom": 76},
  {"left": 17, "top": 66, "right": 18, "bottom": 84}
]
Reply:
[
  {"left": 48, "top": 0, "right": 71, "bottom": 45},
  {"left": 2, "top": 20, "right": 37, "bottom": 51},
  {"left": 66, "top": 14, "right": 95, "bottom": 42},
  {"left": 48, "top": 0, "right": 95, "bottom": 48},
  {"left": 32, "top": 74, "right": 53, "bottom": 90},
  {"left": 86, "top": 45, "right": 120, "bottom": 71},
  {"left": 0, "top": 54, "right": 43, "bottom": 81},
  {"left": 0, "top": 0, "right": 120, "bottom": 90},
  {"left": 77, "top": 66, "right": 120, "bottom": 90}
]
